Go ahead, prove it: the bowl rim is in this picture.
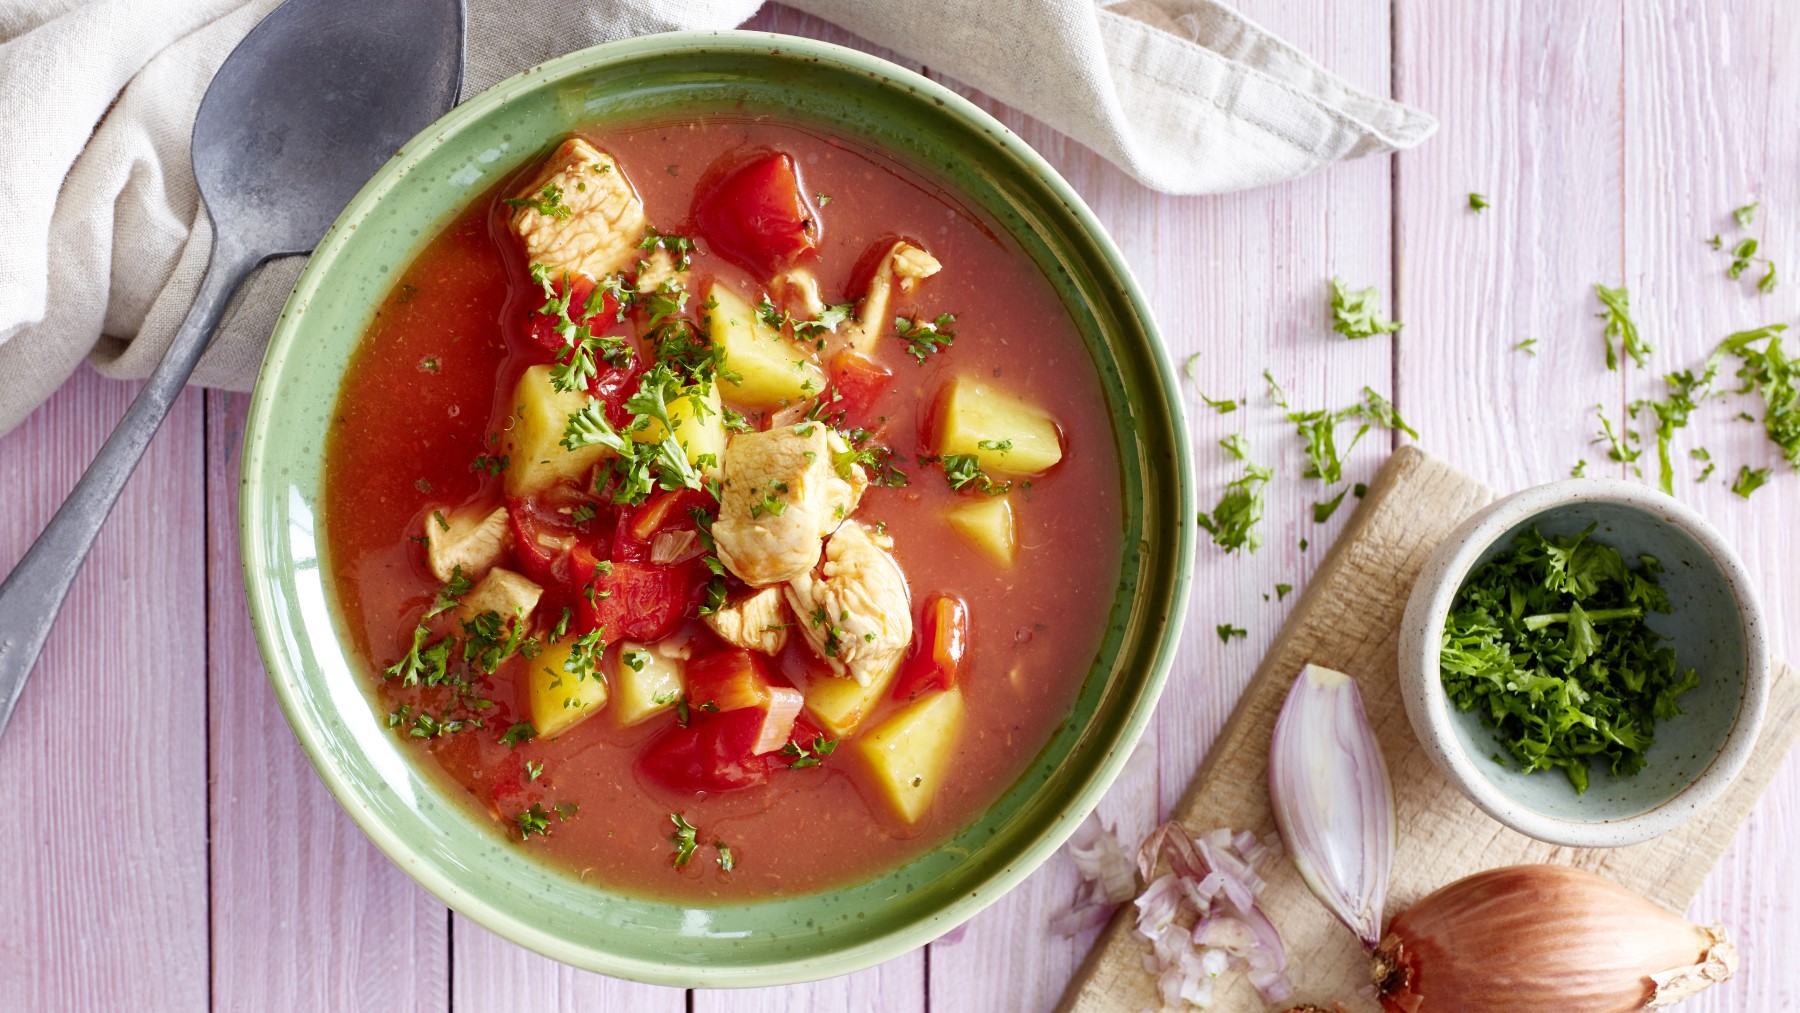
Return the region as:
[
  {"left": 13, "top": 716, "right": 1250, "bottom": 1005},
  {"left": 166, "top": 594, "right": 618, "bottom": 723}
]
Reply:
[
  {"left": 238, "top": 29, "right": 1194, "bottom": 983},
  {"left": 1399, "top": 477, "right": 1771, "bottom": 847}
]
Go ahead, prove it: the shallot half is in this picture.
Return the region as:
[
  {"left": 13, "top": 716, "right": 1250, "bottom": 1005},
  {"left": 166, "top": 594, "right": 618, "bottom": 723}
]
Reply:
[
  {"left": 1372, "top": 864, "right": 1737, "bottom": 1012},
  {"left": 1267, "top": 662, "right": 1395, "bottom": 948}
]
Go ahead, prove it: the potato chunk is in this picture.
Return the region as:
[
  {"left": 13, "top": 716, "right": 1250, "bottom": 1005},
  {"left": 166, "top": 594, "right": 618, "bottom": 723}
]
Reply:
[
  {"left": 630, "top": 381, "right": 726, "bottom": 475},
  {"left": 804, "top": 661, "right": 901, "bottom": 739},
  {"left": 425, "top": 505, "right": 509, "bottom": 583},
  {"left": 707, "top": 283, "right": 825, "bottom": 408},
  {"left": 528, "top": 637, "right": 608, "bottom": 738},
  {"left": 852, "top": 687, "right": 965, "bottom": 824},
  {"left": 502, "top": 365, "right": 614, "bottom": 496},
  {"left": 946, "top": 495, "right": 1016, "bottom": 567},
  {"left": 611, "top": 641, "right": 685, "bottom": 727},
  {"left": 933, "top": 376, "right": 1063, "bottom": 476}
]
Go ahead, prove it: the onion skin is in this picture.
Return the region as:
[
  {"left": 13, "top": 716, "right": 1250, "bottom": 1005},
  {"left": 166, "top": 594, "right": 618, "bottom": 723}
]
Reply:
[{"left": 1372, "top": 865, "right": 1737, "bottom": 1013}]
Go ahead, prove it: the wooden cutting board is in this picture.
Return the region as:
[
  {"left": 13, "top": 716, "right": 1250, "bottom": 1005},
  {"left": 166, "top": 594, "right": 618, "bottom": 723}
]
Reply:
[{"left": 1059, "top": 446, "right": 1800, "bottom": 1013}]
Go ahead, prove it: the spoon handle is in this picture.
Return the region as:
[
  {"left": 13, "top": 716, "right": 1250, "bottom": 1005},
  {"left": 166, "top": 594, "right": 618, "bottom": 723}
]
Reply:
[{"left": 0, "top": 231, "right": 259, "bottom": 739}]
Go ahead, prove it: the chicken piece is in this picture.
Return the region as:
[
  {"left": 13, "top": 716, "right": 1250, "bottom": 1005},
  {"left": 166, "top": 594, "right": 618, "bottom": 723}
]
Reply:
[
  {"left": 843, "top": 241, "right": 943, "bottom": 353},
  {"left": 785, "top": 521, "right": 913, "bottom": 687},
  {"left": 508, "top": 137, "right": 647, "bottom": 281},
  {"left": 454, "top": 567, "right": 543, "bottom": 626},
  {"left": 714, "top": 424, "right": 869, "bottom": 587},
  {"left": 704, "top": 587, "right": 792, "bottom": 656},
  {"left": 425, "top": 505, "right": 510, "bottom": 583}
]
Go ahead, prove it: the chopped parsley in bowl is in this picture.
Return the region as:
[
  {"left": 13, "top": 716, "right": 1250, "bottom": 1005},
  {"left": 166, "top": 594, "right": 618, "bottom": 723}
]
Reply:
[{"left": 1398, "top": 479, "right": 1770, "bottom": 848}]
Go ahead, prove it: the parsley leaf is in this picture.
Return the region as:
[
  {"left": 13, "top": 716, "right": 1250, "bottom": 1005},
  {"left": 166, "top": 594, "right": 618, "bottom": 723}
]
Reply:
[
  {"left": 499, "top": 721, "right": 537, "bottom": 748},
  {"left": 1329, "top": 277, "right": 1401, "bottom": 339},
  {"left": 940, "top": 454, "right": 1010, "bottom": 495},
  {"left": 1197, "top": 433, "right": 1270, "bottom": 554},
  {"left": 515, "top": 804, "right": 551, "bottom": 841},
  {"left": 1216, "top": 624, "right": 1247, "bottom": 643},
  {"left": 1441, "top": 524, "right": 1696, "bottom": 794},
  {"left": 780, "top": 735, "right": 839, "bottom": 769},
  {"left": 670, "top": 812, "right": 699, "bottom": 867},
  {"left": 1734, "top": 201, "right": 1759, "bottom": 227},
  {"left": 716, "top": 841, "right": 736, "bottom": 872},
  {"left": 1594, "top": 284, "right": 1651, "bottom": 370},
  {"left": 1712, "top": 324, "right": 1799, "bottom": 468},
  {"left": 897, "top": 313, "right": 957, "bottom": 362},
  {"left": 1468, "top": 192, "right": 1490, "bottom": 212},
  {"left": 1731, "top": 464, "right": 1771, "bottom": 498},
  {"left": 502, "top": 184, "right": 572, "bottom": 220}
]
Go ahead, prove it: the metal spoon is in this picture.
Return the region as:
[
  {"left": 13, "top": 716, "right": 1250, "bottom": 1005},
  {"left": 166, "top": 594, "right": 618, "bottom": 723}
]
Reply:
[{"left": 0, "top": 0, "right": 465, "bottom": 739}]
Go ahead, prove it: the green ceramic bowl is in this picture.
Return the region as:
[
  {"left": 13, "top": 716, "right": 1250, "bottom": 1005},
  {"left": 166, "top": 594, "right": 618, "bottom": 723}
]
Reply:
[{"left": 241, "top": 31, "right": 1192, "bottom": 986}]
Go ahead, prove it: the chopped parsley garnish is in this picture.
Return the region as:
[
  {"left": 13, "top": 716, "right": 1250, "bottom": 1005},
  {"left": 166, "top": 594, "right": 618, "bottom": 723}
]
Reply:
[
  {"left": 1440, "top": 524, "right": 1697, "bottom": 793},
  {"left": 1571, "top": 460, "right": 1588, "bottom": 478},
  {"left": 1183, "top": 352, "right": 1201, "bottom": 381},
  {"left": 977, "top": 439, "right": 1013, "bottom": 453},
  {"left": 384, "top": 625, "right": 451, "bottom": 686},
  {"left": 716, "top": 841, "right": 736, "bottom": 872},
  {"left": 638, "top": 226, "right": 695, "bottom": 271},
  {"left": 1328, "top": 277, "right": 1401, "bottom": 339},
  {"left": 562, "top": 629, "right": 606, "bottom": 683},
  {"left": 1515, "top": 338, "right": 1538, "bottom": 357},
  {"left": 564, "top": 364, "right": 707, "bottom": 505},
  {"left": 670, "top": 812, "right": 699, "bottom": 867},
  {"left": 750, "top": 479, "right": 790, "bottom": 519},
  {"left": 780, "top": 735, "right": 840, "bottom": 769},
  {"left": 622, "top": 650, "right": 649, "bottom": 672},
  {"left": 423, "top": 566, "right": 473, "bottom": 619},
  {"left": 525, "top": 760, "right": 544, "bottom": 781},
  {"left": 1592, "top": 404, "right": 1642, "bottom": 468},
  {"left": 897, "top": 313, "right": 957, "bottom": 362},
  {"left": 1216, "top": 624, "right": 1247, "bottom": 643},
  {"left": 1199, "top": 392, "right": 1239, "bottom": 414},
  {"left": 1731, "top": 464, "right": 1771, "bottom": 498},
  {"left": 470, "top": 453, "right": 509, "bottom": 477},
  {"left": 816, "top": 192, "right": 832, "bottom": 206},
  {"left": 1734, "top": 201, "right": 1760, "bottom": 227},
  {"left": 502, "top": 184, "right": 572, "bottom": 220},
  {"left": 515, "top": 804, "right": 551, "bottom": 841},
  {"left": 499, "top": 721, "right": 537, "bottom": 748},
  {"left": 431, "top": 510, "right": 450, "bottom": 532},
  {"left": 1594, "top": 284, "right": 1651, "bottom": 371},
  {"left": 1275, "top": 583, "right": 1293, "bottom": 601},
  {"left": 1468, "top": 192, "right": 1491, "bottom": 212},
  {"left": 1197, "top": 432, "right": 1270, "bottom": 554},
  {"left": 460, "top": 607, "right": 531, "bottom": 674},
  {"left": 1281, "top": 385, "right": 1419, "bottom": 485},
  {"left": 1713, "top": 324, "right": 1799, "bottom": 468},
  {"left": 940, "top": 453, "right": 1010, "bottom": 495},
  {"left": 1628, "top": 365, "right": 1715, "bottom": 494},
  {"left": 834, "top": 436, "right": 909, "bottom": 488}
]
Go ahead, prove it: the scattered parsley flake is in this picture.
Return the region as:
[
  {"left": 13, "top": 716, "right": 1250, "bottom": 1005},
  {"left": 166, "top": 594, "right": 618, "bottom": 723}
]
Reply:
[
  {"left": 1216, "top": 624, "right": 1248, "bottom": 644},
  {"left": 499, "top": 721, "right": 537, "bottom": 748},
  {"left": 1594, "top": 284, "right": 1651, "bottom": 371},
  {"left": 516, "top": 805, "right": 551, "bottom": 840},
  {"left": 1197, "top": 433, "right": 1270, "bottom": 554},
  {"left": 897, "top": 313, "right": 957, "bottom": 363},
  {"left": 1329, "top": 277, "right": 1401, "bottom": 339},
  {"left": 1468, "top": 192, "right": 1491, "bottom": 212},
  {"left": 1731, "top": 464, "right": 1771, "bottom": 498},
  {"left": 670, "top": 812, "right": 699, "bottom": 866}
]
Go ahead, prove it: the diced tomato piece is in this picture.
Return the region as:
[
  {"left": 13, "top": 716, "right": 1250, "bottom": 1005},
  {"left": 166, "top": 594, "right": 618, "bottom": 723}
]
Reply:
[
  {"left": 524, "top": 273, "right": 625, "bottom": 357},
  {"left": 685, "top": 648, "right": 777, "bottom": 713},
  {"left": 829, "top": 350, "right": 893, "bottom": 418},
  {"left": 692, "top": 151, "right": 816, "bottom": 277},
  {"left": 508, "top": 493, "right": 605, "bottom": 588},
  {"left": 575, "top": 557, "right": 700, "bottom": 642},
  {"left": 638, "top": 708, "right": 771, "bottom": 794},
  {"left": 588, "top": 351, "right": 643, "bottom": 430},
  {"left": 892, "top": 593, "right": 970, "bottom": 701},
  {"left": 627, "top": 487, "right": 716, "bottom": 543}
]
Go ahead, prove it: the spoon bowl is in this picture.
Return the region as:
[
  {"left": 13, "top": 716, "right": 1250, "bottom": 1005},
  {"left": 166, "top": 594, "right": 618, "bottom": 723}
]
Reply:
[{"left": 0, "top": 0, "right": 464, "bottom": 738}]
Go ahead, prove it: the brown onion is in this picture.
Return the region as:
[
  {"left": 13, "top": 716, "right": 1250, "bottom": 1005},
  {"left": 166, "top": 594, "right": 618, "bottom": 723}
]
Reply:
[{"left": 1372, "top": 865, "right": 1736, "bottom": 1013}]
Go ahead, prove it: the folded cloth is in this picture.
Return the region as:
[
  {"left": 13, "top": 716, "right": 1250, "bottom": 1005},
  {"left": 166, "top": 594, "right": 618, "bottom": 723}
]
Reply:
[{"left": 0, "top": 0, "right": 1434, "bottom": 435}]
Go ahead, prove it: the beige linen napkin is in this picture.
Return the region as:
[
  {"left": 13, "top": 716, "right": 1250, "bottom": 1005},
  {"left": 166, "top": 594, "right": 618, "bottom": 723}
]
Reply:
[{"left": 0, "top": 0, "right": 1433, "bottom": 435}]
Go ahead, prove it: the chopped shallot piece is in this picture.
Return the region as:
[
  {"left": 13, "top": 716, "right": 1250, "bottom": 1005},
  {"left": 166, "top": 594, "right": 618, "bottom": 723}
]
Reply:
[
  {"left": 1133, "top": 821, "right": 1292, "bottom": 1010},
  {"left": 750, "top": 686, "right": 804, "bottom": 754},
  {"left": 1052, "top": 812, "right": 1138, "bottom": 936},
  {"left": 649, "top": 528, "right": 703, "bottom": 565}
]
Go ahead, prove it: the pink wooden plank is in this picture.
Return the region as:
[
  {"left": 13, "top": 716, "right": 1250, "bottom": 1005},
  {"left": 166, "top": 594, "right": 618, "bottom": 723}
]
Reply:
[
  {"left": 0, "top": 368, "right": 209, "bottom": 1009},
  {"left": 1622, "top": 2, "right": 1800, "bottom": 1006},
  {"left": 1396, "top": 0, "right": 1628, "bottom": 490},
  {"left": 204, "top": 390, "right": 451, "bottom": 1012},
  {"left": 690, "top": 960, "right": 923, "bottom": 1013},
  {"left": 451, "top": 914, "right": 686, "bottom": 1012}
]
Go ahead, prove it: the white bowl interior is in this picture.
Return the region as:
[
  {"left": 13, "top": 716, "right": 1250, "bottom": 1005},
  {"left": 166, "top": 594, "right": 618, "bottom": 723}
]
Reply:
[{"left": 1442, "top": 500, "right": 1750, "bottom": 823}]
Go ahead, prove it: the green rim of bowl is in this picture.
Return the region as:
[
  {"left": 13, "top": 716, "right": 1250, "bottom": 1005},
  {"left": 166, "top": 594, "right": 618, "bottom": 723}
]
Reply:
[{"left": 240, "top": 30, "right": 1194, "bottom": 987}]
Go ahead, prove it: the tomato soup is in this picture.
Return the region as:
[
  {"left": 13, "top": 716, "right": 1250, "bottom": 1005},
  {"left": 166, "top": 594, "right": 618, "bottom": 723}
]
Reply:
[{"left": 324, "top": 117, "right": 1123, "bottom": 900}]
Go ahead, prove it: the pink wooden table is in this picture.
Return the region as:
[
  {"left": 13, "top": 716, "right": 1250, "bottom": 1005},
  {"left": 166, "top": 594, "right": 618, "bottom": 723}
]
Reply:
[{"left": 5, "top": 3, "right": 1797, "bottom": 1009}]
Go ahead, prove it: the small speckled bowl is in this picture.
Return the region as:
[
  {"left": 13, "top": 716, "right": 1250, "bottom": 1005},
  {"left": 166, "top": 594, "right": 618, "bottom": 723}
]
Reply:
[{"left": 1398, "top": 479, "right": 1769, "bottom": 848}]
